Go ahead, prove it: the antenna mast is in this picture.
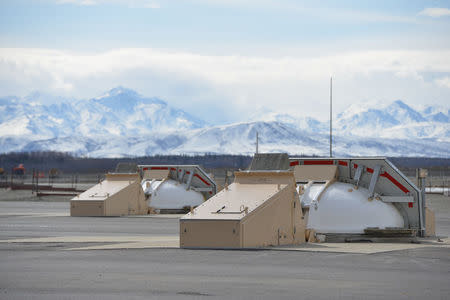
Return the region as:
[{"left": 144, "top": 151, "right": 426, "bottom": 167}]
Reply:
[
  {"left": 256, "top": 132, "right": 259, "bottom": 154},
  {"left": 329, "top": 77, "right": 333, "bottom": 157}
]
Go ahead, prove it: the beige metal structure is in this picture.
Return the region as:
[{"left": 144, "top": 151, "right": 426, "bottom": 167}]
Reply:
[
  {"left": 180, "top": 171, "right": 305, "bottom": 248},
  {"left": 290, "top": 157, "right": 437, "bottom": 237},
  {"left": 293, "top": 165, "right": 339, "bottom": 236},
  {"left": 293, "top": 165, "right": 338, "bottom": 182},
  {"left": 71, "top": 173, "right": 147, "bottom": 216},
  {"left": 143, "top": 169, "right": 169, "bottom": 180},
  {"left": 425, "top": 207, "right": 435, "bottom": 237}
]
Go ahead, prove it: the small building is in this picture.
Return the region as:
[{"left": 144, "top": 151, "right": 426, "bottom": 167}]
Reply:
[{"left": 13, "top": 164, "right": 25, "bottom": 176}]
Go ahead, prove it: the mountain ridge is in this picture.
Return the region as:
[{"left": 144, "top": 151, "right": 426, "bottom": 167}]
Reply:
[{"left": 0, "top": 88, "right": 448, "bottom": 158}]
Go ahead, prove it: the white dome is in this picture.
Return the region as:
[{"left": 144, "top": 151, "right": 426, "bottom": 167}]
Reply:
[
  {"left": 301, "top": 184, "right": 326, "bottom": 208},
  {"left": 148, "top": 179, "right": 204, "bottom": 210},
  {"left": 141, "top": 179, "right": 163, "bottom": 196},
  {"left": 306, "top": 182, "right": 404, "bottom": 234}
]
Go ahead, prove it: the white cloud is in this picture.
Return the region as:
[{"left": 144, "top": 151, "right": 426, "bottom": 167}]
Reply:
[
  {"left": 418, "top": 7, "right": 450, "bottom": 18},
  {"left": 0, "top": 48, "right": 449, "bottom": 123},
  {"left": 435, "top": 77, "right": 450, "bottom": 88}
]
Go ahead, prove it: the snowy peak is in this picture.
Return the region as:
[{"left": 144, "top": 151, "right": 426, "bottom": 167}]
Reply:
[
  {"left": 172, "top": 121, "right": 326, "bottom": 156},
  {"left": 333, "top": 100, "right": 448, "bottom": 140},
  {"left": 336, "top": 107, "right": 400, "bottom": 131},
  {"left": 337, "top": 100, "right": 425, "bottom": 125},
  {"left": 428, "top": 112, "right": 449, "bottom": 123},
  {"left": 250, "top": 99, "right": 448, "bottom": 142},
  {"left": 91, "top": 87, "right": 165, "bottom": 113},
  {"left": 421, "top": 105, "right": 450, "bottom": 123},
  {"left": 335, "top": 102, "right": 400, "bottom": 135},
  {"left": 95, "top": 86, "right": 140, "bottom": 99},
  {"left": 385, "top": 100, "right": 426, "bottom": 123},
  {"left": 249, "top": 111, "right": 327, "bottom": 133},
  {"left": 106, "top": 86, "right": 138, "bottom": 97},
  {"left": 0, "top": 87, "right": 206, "bottom": 139},
  {"left": 87, "top": 87, "right": 205, "bottom": 133}
]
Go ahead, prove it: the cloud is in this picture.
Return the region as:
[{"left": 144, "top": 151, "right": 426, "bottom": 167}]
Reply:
[
  {"left": 418, "top": 7, "right": 450, "bottom": 18},
  {"left": 0, "top": 48, "right": 449, "bottom": 123},
  {"left": 435, "top": 77, "right": 450, "bottom": 88},
  {"left": 56, "top": 0, "right": 160, "bottom": 8}
]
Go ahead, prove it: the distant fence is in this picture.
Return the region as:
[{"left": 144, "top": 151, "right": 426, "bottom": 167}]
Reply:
[{"left": 0, "top": 170, "right": 104, "bottom": 196}]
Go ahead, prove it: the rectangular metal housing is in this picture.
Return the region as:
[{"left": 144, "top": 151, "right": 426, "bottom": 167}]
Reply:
[
  {"left": 180, "top": 171, "right": 305, "bottom": 248},
  {"left": 70, "top": 173, "right": 147, "bottom": 216}
]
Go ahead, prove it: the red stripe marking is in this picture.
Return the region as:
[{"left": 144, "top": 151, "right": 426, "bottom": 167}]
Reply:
[
  {"left": 408, "top": 202, "right": 413, "bottom": 208},
  {"left": 186, "top": 171, "right": 190, "bottom": 174},
  {"left": 353, "top": 163, "right": 358, "bottom": 168},
  {"left": 151, "top": 167, "right": 168, "bottom": 170},
  {"left": 381, "top": 172, "right": 410, "bottom": 194},
  {"left": 367, "top": 167, "right": 374, "bottom": 173},
  {"left": 142, "top": 167, "right": 148, "bottom": 171},
  {"left": 304, "top": 160, "right": 334, "bottom": 165},
  {"left": 194, "top": 174, "right": 210, "bottom": 186},
  {"left": 290, "top": 160, "right": 299, "bottom": 166},
  {"left": 338, "top": 161, "right": 348, "bottom": 166},
  {"left": 170, "top": 168, "right": 176, "bottom": 171}
]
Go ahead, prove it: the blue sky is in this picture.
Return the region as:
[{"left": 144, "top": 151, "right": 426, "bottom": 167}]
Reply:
[
  {"left": 2, "top": 0, "right": 450, "bottom": 51},
  {"left": 1, "top": 0, "right": 450, "bottom": 123}
]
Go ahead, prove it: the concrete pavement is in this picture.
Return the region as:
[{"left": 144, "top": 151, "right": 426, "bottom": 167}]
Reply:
[{"left": 0, "top": 199, "right": 449, "bottom": 299}]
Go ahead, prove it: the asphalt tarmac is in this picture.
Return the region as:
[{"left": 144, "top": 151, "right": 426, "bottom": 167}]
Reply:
[{"left": 0, "top": 197, "right": 449, "bottom": 300}]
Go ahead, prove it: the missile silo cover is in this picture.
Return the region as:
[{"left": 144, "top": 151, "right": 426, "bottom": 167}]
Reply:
[
  {"left": 181, "top": 182, "right": 287, "bottom": 221},
  {"left": 75, "top": 173, "right": 140, "bottom": 201}
]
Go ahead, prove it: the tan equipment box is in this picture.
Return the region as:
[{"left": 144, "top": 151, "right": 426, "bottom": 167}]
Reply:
[
  {"left": 71, "top": 173, "right": 147, "bottom": 216},
  {"left": 180, "top": 171, "right": 305, "bottom": 248}
]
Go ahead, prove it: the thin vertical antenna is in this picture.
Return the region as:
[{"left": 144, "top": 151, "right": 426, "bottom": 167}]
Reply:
[
  {"left": 256, "top": 132, "right": 259, "bottom": 154},
  {"left": 330, "top": 77, "right": 333, "bottom": 157}
]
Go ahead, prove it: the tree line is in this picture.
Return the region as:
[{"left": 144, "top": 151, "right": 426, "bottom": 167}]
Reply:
[{"left": 0, "top": 151, "right": 448, "bottom": 175}]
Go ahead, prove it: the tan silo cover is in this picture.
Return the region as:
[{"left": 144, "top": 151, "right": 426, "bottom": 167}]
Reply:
[
  {"left": 180, "top": 171, "right": 305, "bottom": 248},
  {"left": 71, "top": 173, "right": 147, "bottom": 216}
]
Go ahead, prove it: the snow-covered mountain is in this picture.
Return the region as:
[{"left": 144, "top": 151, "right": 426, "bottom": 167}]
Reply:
[
  {"left": 0, "top": 88, "right": 448, "bottom": 157},
  {"left": 6, "top": 121, "right": 448, "bottom": 158},
  {"left": 0, "top": 87, "right": 206, "bottom": 140},
  {"left": 171, "top": 121, "right": 327, "bottom": 155},
  {"left": 421, "top": 105, "right": 449, "bottom": 123},
  {"left": 249, "top": 110, "right": 328, "bottom": 133},
  {"left": 331, "top": 100, "right": 448, "bottom": 140},
  {"left": 75, "top": 87, "right": 206, "bottom": 136},
  {"left": 251, "top": 100, "right": 449, "bottom": 141}
]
